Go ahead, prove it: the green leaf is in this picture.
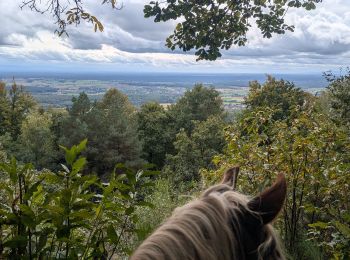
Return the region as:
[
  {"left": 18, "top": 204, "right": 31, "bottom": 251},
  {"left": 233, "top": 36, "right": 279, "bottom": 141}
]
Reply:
[
  {"left": 107, "top": 225, "right": 119, "bottom": 244},
  {"left": 0, "top": 157, "right": 19, "bottom": 183},
  {"left": 76, "top": 139, "right": 88, "bottom": 154},
  {"left": 288, "top": 1, "right": 296, "bottom": 7},
  {"left": 308, "top": 221, "right": 329, "bottom": 229},
  {"left": 95, "top": 204, "right": 103, "bottom": 217},
  {"left": 3, "top": 236, "right": 28, "bottom": 249},
  {"left": 334, "top": 221, "right": 350, "bottom": 238},
  {"left": 19, "top": 204, "right": 36, "bottom": 228},
  {"left": 62, "top": 146, "right": 76, "bottom": 166},
  {"left": 72, "top": 157, "right": 87, "bottom": 174},
  {"left": 24, "top": 179, "right": 44, "bottom": 200}
]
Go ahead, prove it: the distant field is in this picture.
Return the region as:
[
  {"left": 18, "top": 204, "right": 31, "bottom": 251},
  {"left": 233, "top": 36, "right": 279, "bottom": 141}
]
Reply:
[
  {"left": 0, "top": 73, "right": 327, "bottom": 110},
  {"left": 217, "top": 88, "right": 247, "bottom": 109}
]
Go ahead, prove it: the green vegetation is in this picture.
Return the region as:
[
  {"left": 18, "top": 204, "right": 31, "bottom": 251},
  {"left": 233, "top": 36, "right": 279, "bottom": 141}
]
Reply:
[
  {"left": 0, "top": 81, "right": 36, "bottom": 140},
  {"left": 59, "top": 90, "right": 143, "bottom": 179},
  {"left": 203, "top": 75, "right": 350, "bottom": 259},
  {"left": 21, "top": 0, "right": 322, "bottom": 60},
  {"left": 0, "top": 75, "right": 349, "bottom": 259},
  {"left": 0, "top": 140, "right": 157, "bottom": 258},
  {"left": 137, "top": 102, "right": 172, "bottom": 168},
  {"left": 144, "top": 0, "right": 322, "bottom": 60},
  {"left": 134, "top": 178, "right": 191, "bottom": 245},
  {"left": 164, "top": 115, "right": 225, "bottom": 187},
  {"left": 324, "top": 69, "right": 350, "bottom": 129}
]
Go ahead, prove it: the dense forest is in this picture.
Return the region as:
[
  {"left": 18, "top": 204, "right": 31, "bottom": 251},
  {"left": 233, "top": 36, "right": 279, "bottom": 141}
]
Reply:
[{"left": 0, "top": 72, "right": 349, "bottom": 259}]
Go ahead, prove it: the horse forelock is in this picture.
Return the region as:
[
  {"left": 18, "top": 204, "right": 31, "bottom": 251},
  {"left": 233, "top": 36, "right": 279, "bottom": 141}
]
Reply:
[{"left": 131, "top": 184, "right": 285, "bottom": 260}]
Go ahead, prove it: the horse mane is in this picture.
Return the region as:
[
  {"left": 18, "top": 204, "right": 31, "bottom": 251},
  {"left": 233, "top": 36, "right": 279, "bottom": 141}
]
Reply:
[{"left": 131, "top": 183, "right": 285, "bottom": 260}]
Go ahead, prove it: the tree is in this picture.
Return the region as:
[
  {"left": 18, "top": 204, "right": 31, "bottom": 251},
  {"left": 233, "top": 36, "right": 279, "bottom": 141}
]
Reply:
[
  {"left": 201, "top": 79, "right": 350, "bottom": 258},
  {"left": 59, "top": 93, "right": 91, "bottom": 148},
  {"left": 70, "top": 92, "right": 92, "bottom": 117},
  {"left": 144, "top": 0, "right": 322, "bottom": 60},
  {"left": 20, "top": 0, "right": 321, "bottom": 60},
  {"left": 47, "top": 107, "right": 69, "bottom": 167},
  {"left": 137, "top": 86, "right": 226, "bottom": 169},
  {"left": 168, "top": 84, "right": 225, "bottom": 134},
  {"left": 7, "top": 81, "right": 37, "bottom": 140},
  {"left": 18, "top": 111, "right": 58, "bottom": 169},
  {"left": 20, "top": 0, "right": 120, "bottom": 36},
  {"left": 0, "top": 136, "right": 9, "bottom": 162},
  {"left": 164, "top": 115, "right": 226, "bottom": 186},
  {"left": 0, "top": 82, "right": 11, "bottom": 136},
  {"left": 59, "top": 90, "right": 143, "bottom": 178},
  {"left": 93, "top": 89, "right": 143, "bottom": 173},
  {"left": 245, "top": 76, "right": 311, "bottom": 122},
  {"left": 324, "top": 69, "right": 350, "bottom": 129},
  {"left": 0, "top": 81, "right": 37, "bottom": 140},
  {"left": 137, "top": 102, "right": 173, "bottom": 168}
]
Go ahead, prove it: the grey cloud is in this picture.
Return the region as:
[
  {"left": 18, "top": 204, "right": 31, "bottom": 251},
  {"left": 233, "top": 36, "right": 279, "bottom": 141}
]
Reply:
[
  {"left": 63, "top": 1, "right": 173, "bottom": 52},
  {"left": 0, "top": 0, "right": 349, "bottom": 72},
  {"left": 0, "top": 1, "right": 170, "bottom": 53},
  {"left": 67, "top": 25, "right": 166, "bottom": 53},
  {"left": 219, "top": 4, "right": 350, "bottom": 59},
  {"left": 0, "top": 2, "right": 54, "bottom": 38},
  {"left": 86, "top": 2, "right": 175, "bottom": 41}
]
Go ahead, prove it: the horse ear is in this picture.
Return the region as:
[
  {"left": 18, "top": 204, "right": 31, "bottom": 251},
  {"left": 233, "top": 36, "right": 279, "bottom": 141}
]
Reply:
[
  {"left": 248, "top": 173, "right": 287, "bottom": 224},
  {"left": 221, "top": 166, "right": 240, "bottom": 189}
]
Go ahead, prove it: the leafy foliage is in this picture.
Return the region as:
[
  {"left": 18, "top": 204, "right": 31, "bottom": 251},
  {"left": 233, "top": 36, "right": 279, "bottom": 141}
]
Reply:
[
  {"left": 202, "top": 77, "right": 350, "bottom": 259},
  {"left": 59, "top": 90, "right": 143, "bottom": 178},
  {"left": 0, "top": 140, "right": 157, "bottom": 258},
  {"left": 1, "top": 76, "right": 348, "bottom": 259},
  {"left": 325, "top": 69, "right": 350, "bottom": 129},
  {"left": 137, "top": 102, "right": 173, "bottom": 168},
  {"left": 18, "top": 111, "right": 58, "bottom": 169},
  {"left": 164, "top": 116, "right": 226, "bottom": 186},
  {"left": 134, "top": 178, "right": 190, "bottom": 245},
  {"left": 19, "top": 0, "right": 322, "bottom": 60},
  {"left": 244, "top": 76, "right": 310, "bottom": 121},
  {"left": 137, "top": 85, "right": 226, "bottom": 178},
  {"left": 20, "top": 0, "right": 121, "bottom": 36},
  {"left": 168, "top": 84, "right": 225, "bottom": 134},
  {"left": 0, "top": 81, "right": 37, "bottom": 140},
  {"left": 0, "top": 82, "right": 10, "bottom": 136},
  {"left": 144, "top": 0, "right": 322, "bottom": 60}
]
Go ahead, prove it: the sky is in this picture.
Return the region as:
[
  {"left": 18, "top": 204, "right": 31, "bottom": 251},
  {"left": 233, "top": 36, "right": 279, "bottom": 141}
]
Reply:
[{"left": 0, "top": 0, "right": 349, "bottom": 74}]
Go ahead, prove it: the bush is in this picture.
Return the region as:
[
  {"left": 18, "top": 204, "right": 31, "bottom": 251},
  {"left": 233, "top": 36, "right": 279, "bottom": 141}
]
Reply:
[
  {"left": 0, "top": 140, "right": 157, "bottom": 258},
  {"left": 201, "top": 77, "right": 350, "bottom": 258},
  {"left": 133, "top": 178, "right": 195, "bottom": 249}
]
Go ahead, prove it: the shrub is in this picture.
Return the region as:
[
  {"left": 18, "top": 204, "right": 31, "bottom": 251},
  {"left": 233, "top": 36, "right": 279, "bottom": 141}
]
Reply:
[{"left": 0, "top": 140, "right": 157, "bottom": 258}]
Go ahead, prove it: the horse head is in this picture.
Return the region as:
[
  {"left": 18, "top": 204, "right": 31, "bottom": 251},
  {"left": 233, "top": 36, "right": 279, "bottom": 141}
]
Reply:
[{"left": 131, "top": 167, "right": 287, "bottom": 260}]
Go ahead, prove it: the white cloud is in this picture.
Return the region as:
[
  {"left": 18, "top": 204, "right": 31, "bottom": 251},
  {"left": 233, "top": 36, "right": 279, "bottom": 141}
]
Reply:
[{"left": 0, "top": 0, "right": 349, "bottom": 73}]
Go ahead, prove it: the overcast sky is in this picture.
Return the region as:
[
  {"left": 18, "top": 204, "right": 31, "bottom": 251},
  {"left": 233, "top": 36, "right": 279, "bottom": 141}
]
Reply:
[{"left": 0, "top": 0, "right": 349, "bottom": 74}]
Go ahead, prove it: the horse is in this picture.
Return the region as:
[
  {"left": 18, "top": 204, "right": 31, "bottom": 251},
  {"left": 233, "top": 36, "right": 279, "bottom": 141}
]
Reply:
[{"left": 131, "top": 167, "right": 287, "bottom": 260}]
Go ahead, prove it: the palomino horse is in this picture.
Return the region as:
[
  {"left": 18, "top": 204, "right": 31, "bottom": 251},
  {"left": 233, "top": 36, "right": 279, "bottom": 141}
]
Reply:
[{"left": 131, "top": 167, "right": 287, "bottom": 260}]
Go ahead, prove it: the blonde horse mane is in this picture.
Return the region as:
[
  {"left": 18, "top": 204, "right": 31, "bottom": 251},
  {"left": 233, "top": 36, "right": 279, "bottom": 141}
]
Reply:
[{"left": 131, "top": 168, "right": 286, "bottom": 260}]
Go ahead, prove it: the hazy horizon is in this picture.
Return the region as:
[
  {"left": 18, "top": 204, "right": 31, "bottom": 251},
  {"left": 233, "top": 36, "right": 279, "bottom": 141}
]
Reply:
[
  {"left": 1, "top": 0, "right": 349, "bottom": 74},
  {"left": 0, "top": 72, "right": 328, "bottom": 109}
]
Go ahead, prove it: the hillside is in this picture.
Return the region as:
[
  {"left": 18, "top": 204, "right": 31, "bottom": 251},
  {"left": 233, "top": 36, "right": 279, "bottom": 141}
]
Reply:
[{"left": 0, "top": 74, "right": 349, "bottom": 259}]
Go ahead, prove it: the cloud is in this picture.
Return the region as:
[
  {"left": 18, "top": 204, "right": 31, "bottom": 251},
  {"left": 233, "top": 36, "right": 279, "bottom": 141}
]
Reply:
[
  {"left": 221, "top": 1, "right": 350, "bottom": 57},
  {"left": 0, "top": 0, "right": 349, "bottom": 73}
]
